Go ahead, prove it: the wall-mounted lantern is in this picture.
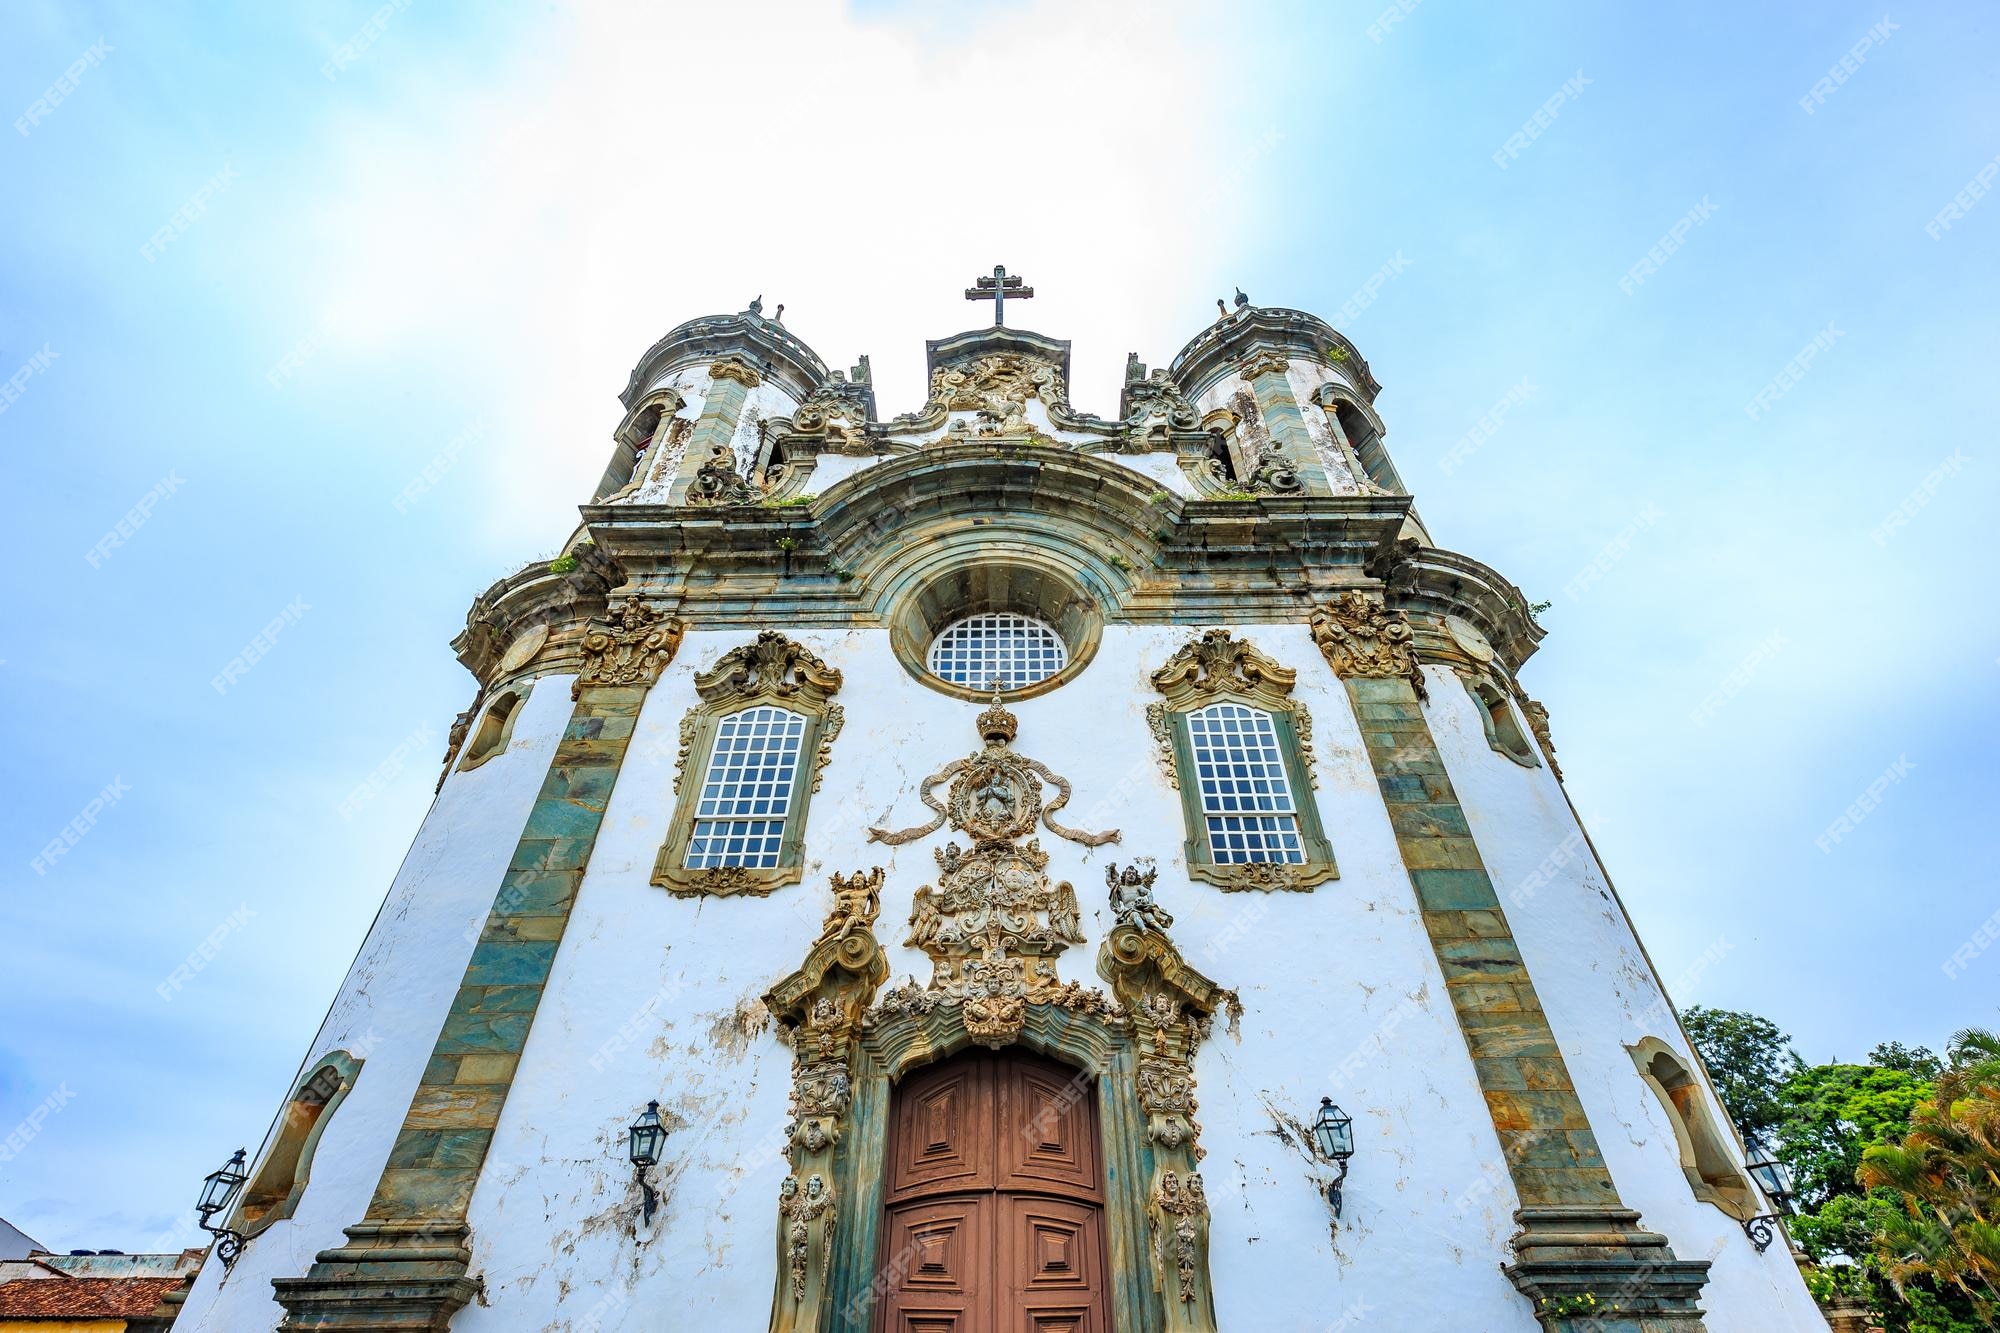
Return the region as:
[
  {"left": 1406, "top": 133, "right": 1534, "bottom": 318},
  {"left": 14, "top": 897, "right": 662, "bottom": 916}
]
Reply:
[
  {"left": 1311, "top": 1098, "right": 1356, "bottom": 1217},
  {"left": 1740, "top": 1132, "right": 1795, "bottom": 1253},
  {"left": 628, "top": 1100, "right": 667, "bottom": 1224},
  {"left": 195, "top": 1148, "right": 248, "bottom": 1267}
]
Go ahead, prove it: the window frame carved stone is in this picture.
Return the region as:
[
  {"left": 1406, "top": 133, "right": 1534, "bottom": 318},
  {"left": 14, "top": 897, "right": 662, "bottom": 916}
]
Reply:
[
  {"left": 1628, "top": 1037, "right": 1761, "bottom": 1222},
  {"left": 230, "top": 1050, "right": 363, "bottom": 1240},
  {"left": 455, "top": 681, "right": 533, "bottom": 774},
  {"left": 653, "top": 632, "right": 844, "bottom": 898},
  {"left": 1456, "top": 667, "right": 1540, "bottom": 768},
  {"left": 1147, "top": 630, "right": 1335, "bottom": 892}
]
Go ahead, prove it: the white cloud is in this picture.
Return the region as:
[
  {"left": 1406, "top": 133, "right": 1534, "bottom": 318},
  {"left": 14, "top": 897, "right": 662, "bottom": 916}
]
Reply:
[{"left": 286, "top": 0, "right": 1265, "bottom": 542}]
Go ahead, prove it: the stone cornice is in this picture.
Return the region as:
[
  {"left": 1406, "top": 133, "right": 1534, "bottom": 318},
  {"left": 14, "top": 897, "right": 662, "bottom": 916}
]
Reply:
[
  {"left": 451, "top": 455, "right": 1545, "bottom": 681},
  {"left": 574, "top": 447, "right": 1416, "bottom": 624},
  {"left": 451, "top": 543, "right": 627, "bottom": 690},
  {"left": 620, "top": 309, "right": 829, "bottom": 409},
  {"left": 1168, "top": 305, "right": 1380, "bottom": 402}
]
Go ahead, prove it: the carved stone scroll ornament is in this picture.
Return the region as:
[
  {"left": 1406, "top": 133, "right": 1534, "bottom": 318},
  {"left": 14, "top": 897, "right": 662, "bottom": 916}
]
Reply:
[
  {"left": 1310, "top": 590, "right": 1427, "bottom": 701},
  {"left": 762, "top": 872, "right": 889, "bottom": 1332},
  {"left": 683, "top": 442, "right": 763, "bottom": 507},
  {"left": 1234, "top": 349, "right": 1293, "bottom": 381},
  {"left": 709, "top": 355, "right": 763, "bottom": 389},
  {"left": 572, "top": 601, "right": 685, "bottom": 697},
  {"left": 791, "top": 375, "right": 874, "bottom": 454},
  {"left": 1122, "top": 363, "right": 1201, "bottom": 442},
  {"left": 437, "top": 702, "right": 475, "bottom": 792},
  {"left": 868, "top": 695, "right": 1118, "bottom": 850},
  {"left": 1240, "top": 442, "right": 1304, "bottom": 496}
]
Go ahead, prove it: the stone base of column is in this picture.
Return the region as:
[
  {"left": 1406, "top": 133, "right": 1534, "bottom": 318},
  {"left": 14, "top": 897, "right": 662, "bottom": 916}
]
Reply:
[
  {"left": 1503, "top": 1207, "right": 1711, "bottom": 1331},
  {"left": 271, "top": 1221, "right": 479, "bottom": 1332}
]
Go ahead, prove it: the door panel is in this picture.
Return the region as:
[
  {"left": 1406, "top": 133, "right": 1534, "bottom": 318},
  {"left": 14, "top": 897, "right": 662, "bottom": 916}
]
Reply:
[
  {"left": 882, "top": 1195, "right": 988, "bottom": 1330},
  {"left": 890, "top": 1057, "right": 994, "bottom": 1203},
  {"left": 995, "top": 1058, "right": 1099, "bottom": 1200},
  {"left": 879, "top": 1049, "right": 1111, "bottom": 1333},
  {"left": 1000, "top": 1195, "right": 1106, "bottom": 1332}
]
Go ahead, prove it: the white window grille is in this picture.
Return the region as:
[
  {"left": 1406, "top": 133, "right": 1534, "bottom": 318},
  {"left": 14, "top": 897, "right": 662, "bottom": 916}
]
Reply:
[
  {"left": 926, "top": 613, "right": 1069, "bottom": 691},
  {"left": 1186, "top": 702, "right": 1306, "bottom": 864},
  {"left": 685, "top": 705, "right": 807, "bottom": 868}
]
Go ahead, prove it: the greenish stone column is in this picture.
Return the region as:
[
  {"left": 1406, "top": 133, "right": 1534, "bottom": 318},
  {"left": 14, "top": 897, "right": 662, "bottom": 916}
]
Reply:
[
  {"left": 275, "top": 608, "right": 681, "bottom": 1332},
  {"left": 1340, "top": 668, "right": 1711, "bottom": 1330},
  {"left": 1238, "top": 352, "right": 1332, "bottom": 494},
  {"left": 665, "top": 357, "right": 761, "bottom": 503}
]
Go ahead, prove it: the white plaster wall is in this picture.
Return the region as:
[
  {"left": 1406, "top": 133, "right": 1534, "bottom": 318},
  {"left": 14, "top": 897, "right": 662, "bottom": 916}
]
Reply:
[
  {"left": 1424, "top": 665, "right": 1827, "bottom": 1330},
  {"left": 173, "top": 678, "right": 579, "bottom": 1332}
]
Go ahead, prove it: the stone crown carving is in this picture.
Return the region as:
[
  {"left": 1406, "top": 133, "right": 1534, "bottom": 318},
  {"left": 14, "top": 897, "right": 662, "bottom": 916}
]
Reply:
[
  {"left": 573, "top": 601, "right": 684, "bottom": 696},
  {"left": 1311, "top": 590, "right": 1427, "bottom": 700}
]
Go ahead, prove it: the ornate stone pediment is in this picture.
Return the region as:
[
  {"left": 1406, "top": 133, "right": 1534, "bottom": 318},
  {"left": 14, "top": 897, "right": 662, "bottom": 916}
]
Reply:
[
  {"left": 924, "top": 352, "right": 1068, "bottom": 437},
  {"left": 1310, "top": 590, "right": 1427, "bottom": 700},
  {"left": 1150, "top": 628, "right": 1298, "bottom": 711},
  {"left": 573, "top": 601, "right": 684, "bottom": 696},
  {"left": 695, "top": 630, "right": 843, "bottom": 709}
]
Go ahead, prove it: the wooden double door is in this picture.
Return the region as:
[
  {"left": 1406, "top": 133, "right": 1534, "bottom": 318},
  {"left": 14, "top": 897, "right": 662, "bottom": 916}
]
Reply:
[{"left": 878, "top": 1048, "right": 1112, "bottom": 1333}]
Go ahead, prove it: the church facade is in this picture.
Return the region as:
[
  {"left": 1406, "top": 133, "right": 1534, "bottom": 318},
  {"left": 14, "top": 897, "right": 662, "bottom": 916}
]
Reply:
[{"left": 175, "top": 283, "right": 1828, "bottom": 1331}]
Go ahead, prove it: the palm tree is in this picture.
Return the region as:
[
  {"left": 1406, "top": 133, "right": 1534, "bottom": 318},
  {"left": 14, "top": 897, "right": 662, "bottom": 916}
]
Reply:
[{"left": 1858, "top": 1028, "right": 2000, "bottom": 1314}]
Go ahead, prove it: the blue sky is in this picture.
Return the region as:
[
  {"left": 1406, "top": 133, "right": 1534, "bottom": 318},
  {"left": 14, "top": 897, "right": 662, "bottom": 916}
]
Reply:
[{"left": 2, "top": 0, "right": 1995, "bottom": 1251}]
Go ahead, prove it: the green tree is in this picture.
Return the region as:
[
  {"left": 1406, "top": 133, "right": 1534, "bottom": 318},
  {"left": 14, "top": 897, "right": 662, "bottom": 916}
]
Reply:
[
  {"left": 1860, "top": 1030, "right": 2000, "bottom": 1320},
  {"left": 1680, "top": 1004, "right": 1801, "bottom": 1138}
]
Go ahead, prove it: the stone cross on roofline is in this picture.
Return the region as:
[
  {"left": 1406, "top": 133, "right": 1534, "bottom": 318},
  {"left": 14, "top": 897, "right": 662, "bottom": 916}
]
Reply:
[{"left": 964, "top": 264, "right": 1033, "bottom": 326}]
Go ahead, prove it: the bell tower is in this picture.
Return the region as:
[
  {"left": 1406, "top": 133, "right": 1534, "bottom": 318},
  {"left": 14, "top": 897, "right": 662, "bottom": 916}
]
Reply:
[{"left": 176, "top": 286, "right": 1827, "bottom": 1333}]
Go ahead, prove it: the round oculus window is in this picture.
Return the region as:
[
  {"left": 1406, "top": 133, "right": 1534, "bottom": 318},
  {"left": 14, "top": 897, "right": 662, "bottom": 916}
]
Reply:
[{"left": 926, "top": 613, "right": 1069, "bottom": 692}]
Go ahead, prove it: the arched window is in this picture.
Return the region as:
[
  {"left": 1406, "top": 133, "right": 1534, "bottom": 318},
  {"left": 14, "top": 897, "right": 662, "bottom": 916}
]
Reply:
[
  {"left": 232, "top": 1051, "right": 362, "bottom": 1237},
  {"left": 1462, "top": 675, "right": 1538, "bottom": 767},
  {"left": 927, "top": 612, "right": 1068, "bottom": 692},
  {"left": 1629, "top": 1037, "right": 1759, "bottom": 1220},
  {"left": 1147, "top": 630, "right": 1336, "bottom": 891},
  {"left": 457, "top": 686, "right": 529, "bottom": 772},
  {"left": 654, "top": 633, "right": 844, "bottom": 897}
]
